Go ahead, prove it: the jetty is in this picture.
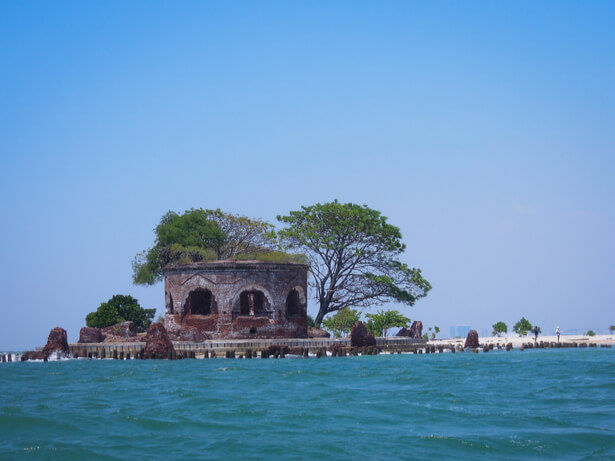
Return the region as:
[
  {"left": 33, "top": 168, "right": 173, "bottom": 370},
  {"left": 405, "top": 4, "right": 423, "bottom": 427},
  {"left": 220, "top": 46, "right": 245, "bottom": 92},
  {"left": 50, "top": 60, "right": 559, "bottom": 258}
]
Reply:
[{"left": 67, "top": 337, "right": 427, "bottom": 359}]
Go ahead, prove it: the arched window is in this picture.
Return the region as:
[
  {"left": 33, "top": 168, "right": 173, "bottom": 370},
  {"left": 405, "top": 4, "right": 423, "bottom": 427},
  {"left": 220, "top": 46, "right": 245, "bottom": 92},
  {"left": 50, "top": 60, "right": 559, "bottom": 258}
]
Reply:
[
  {"left": 186, "top": 289, "right": 213, "bottom": 316},
  {"left": 239, "top": 290, "right": 266, "bottom": 316},
  {"left": 286, "top": 289, "right": 301, "bottom": 317},
  {"left": 166, "top": 292, "right": 174, "bottom": 314}
]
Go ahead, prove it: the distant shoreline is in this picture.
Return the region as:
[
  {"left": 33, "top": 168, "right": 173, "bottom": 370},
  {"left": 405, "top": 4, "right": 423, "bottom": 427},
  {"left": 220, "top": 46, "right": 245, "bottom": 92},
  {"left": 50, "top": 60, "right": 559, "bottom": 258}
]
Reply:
[{"left": 430, "top": 334, "right": 615, "bottom": 347}]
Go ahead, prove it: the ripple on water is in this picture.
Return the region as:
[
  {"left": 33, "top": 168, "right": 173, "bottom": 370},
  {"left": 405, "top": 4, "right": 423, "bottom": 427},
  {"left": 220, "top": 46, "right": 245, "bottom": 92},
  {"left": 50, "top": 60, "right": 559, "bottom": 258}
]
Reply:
[{"left": 0, "top": 349, "right": 614, "bottom": 459}]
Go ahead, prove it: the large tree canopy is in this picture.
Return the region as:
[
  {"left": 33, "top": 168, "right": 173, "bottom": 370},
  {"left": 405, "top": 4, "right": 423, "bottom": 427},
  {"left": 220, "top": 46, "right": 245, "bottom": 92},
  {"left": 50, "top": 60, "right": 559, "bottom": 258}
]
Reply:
[
  {"left": 132, "top": 208, "right": 277, "bottom": 285},
  {"left": 277, "top": 200, "right": 431, "bottom": 325}
]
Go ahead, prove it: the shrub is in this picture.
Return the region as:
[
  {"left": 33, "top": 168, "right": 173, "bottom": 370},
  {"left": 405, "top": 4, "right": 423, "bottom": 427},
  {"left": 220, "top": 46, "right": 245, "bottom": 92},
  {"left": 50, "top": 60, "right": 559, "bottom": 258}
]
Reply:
[
  {"left": 233, "top": 250, "right": 307, "bottom": 264},
  {"left": 86, "top": 295, "right": 156, "bottom": 333}
]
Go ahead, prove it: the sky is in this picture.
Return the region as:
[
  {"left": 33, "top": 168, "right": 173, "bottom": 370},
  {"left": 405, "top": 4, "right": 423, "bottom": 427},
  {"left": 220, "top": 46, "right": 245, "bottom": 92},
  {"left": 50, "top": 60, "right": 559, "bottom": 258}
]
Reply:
[{"left": 1, "top": 1, "right": 613, "bottom": 350}]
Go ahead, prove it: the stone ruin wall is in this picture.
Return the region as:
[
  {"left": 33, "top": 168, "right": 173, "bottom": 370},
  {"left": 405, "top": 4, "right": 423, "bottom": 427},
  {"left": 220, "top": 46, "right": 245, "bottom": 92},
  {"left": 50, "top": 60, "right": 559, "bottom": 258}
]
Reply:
[{"left": 164, "top": 261, "right": 308, "bottom": 340}]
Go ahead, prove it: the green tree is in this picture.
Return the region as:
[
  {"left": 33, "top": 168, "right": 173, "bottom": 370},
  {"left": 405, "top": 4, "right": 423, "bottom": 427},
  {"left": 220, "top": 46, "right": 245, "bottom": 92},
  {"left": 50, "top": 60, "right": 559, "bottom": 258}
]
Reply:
[
  {"left": 513, "top": 317, "right": 533, "bottom": 336},
  {"left": 492, "top": 321, "right": 508, "bottom": 337},
  {"left": 421, "top": 326, "right": 440, "bottom": 340},
  {"left": 277, "top": 200, "right": 431, "bottom": 325},
  {"left": 609, "top": 325, "right": 615, "bottom": 334},
  {"left": 133, "top": 209, "right": 278, "bottom": 285},
  {"left": 586, "top": 330, "right": 596, "bottom": 336},
  {"left": 365, "top": 309, "right": 411, "bottom": 337},
  {"left": 86, "top": 295, "right": 156, "bottom": 332},
  {"left": 133, "top": 209, "right": 225, "bottom": 285},
  {"left": 85, "top": 302, "right": 121, "bottom": 329},
  {"left": 322, "top": 307, "right": 361, "bottom": 338}
]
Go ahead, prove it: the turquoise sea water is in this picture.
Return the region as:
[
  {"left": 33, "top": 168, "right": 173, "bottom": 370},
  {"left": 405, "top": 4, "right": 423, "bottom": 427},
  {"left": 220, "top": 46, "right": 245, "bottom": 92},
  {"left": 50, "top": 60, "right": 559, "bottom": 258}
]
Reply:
[{"left": 1, "top": 349, "right": 614, "bottom": 460}]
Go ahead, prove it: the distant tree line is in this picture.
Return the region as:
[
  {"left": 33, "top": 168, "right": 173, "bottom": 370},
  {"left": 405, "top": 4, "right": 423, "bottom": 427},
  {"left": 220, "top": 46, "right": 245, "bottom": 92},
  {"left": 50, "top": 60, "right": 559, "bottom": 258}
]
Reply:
[{"left": 319, "top": 307, "right": 439, "bottom": 339}]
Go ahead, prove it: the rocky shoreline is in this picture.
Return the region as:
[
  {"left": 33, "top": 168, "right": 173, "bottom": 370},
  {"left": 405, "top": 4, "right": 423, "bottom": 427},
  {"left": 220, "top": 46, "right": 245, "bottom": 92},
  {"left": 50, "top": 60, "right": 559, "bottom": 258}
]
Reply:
[{"left": 2, "top": 325, "right": 613, "bottom": 363}]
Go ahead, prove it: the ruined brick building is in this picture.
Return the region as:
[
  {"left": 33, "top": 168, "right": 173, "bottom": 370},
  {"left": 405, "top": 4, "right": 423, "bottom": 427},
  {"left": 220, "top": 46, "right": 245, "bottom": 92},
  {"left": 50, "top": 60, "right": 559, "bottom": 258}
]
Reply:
[{"left": 164, "top": 261, "right": 309, "bottom": 339}]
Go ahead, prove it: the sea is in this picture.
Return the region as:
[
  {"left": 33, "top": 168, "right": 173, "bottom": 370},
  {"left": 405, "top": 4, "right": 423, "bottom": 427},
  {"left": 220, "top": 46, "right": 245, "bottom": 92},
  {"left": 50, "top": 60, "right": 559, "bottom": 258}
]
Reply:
[{"left": 1, "top": 349, "right": 614, "bottom": 460}]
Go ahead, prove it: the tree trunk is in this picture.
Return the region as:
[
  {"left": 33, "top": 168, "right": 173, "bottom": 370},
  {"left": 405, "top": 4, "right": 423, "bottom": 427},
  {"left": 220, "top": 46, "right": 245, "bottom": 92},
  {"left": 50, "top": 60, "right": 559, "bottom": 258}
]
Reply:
[{"left": 315, "top": 309, "right": 326, "bottom": 326}]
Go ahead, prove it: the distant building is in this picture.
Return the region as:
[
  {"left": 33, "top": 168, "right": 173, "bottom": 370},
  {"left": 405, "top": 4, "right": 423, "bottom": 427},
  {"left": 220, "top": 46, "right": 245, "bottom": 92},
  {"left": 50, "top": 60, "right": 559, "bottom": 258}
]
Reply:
[{"left": 450, "top": 325, "right": 472, "bottom": 338}]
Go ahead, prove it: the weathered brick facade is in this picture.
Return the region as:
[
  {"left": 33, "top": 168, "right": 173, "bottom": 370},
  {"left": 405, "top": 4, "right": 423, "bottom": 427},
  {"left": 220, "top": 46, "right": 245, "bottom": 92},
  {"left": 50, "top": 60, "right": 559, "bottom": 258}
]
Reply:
[{"left": 164, "top": 261, "right": 308, "bottom": 339}]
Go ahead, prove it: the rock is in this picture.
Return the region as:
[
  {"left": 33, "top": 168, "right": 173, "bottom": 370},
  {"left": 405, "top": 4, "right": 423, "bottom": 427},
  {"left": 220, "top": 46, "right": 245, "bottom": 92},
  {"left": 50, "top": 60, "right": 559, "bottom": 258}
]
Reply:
[
  {"left": 42, "top": 327, "right": 70, "bottom": 357},
  {"left": 21, "top": 350, "right": 47, "bottom": 361},
  {"left": 350, "top": 321, "right": 376, "bottom": 347},
  {"left": 397, "top": 322, "right": 425, "bottom": 339},
  {"left": 464, "top": 329, "right": 479, "bottom": 349},
  {"left": 308, "top": 327, "right": 331, "bottom": 338},
  {"left": 143, "top": 323, "right": 175, "bottom": 359},
  {"left": 78, "top": 327, "right": 103, "bottom": 343},
  {"left": 409, "top": 321, "right": 423, "bottom": 339},
  {"left": 102, "top": 321, "right": 136, "bottom": 339}
]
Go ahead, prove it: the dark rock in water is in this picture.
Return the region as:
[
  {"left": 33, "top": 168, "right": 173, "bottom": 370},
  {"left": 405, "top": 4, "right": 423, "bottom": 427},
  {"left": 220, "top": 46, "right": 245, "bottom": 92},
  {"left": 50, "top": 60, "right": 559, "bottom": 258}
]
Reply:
[
  {"left": 78, "top": 327, "right": 103, "bottom": 343},
  {"left": 464, "top": 329, "right": 479, "bottom": 349},
  {"left": 102, "top": 321, "right": 136, "bottom": 339},
  {"left": 143, "top": 323, "right": 175, "bottom": 359},
  {"left": 308, "top": 327, "right": 331, "bottom": 338},
  {"left": 396, "top": 327, "right": 410, "bottom": 337},
  {"left": 42, "top": 327, "right": 70, "bottom": 357},
  {"left": 21, "top": 350, "right": 47, "bottom": 361},
  {"left": 351, "top": 321, "right": 376, "bottom": 347},
  {"left": 409, "top": 321, "right": 423, "bottom": 339}
]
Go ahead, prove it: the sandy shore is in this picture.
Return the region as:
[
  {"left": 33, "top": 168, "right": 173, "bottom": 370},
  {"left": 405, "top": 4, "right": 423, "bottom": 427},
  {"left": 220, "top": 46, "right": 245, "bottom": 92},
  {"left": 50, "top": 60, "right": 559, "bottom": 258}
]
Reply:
[{"left": 430, "top": 334, "right": 615, "bottom": 347}]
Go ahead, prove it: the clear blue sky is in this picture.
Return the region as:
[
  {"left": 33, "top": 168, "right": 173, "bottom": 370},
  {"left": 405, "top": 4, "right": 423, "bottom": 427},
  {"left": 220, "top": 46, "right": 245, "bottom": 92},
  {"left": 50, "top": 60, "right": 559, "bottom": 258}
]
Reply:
[{"left": 1, "top": 1, "right": 613, "bottom": 349}]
